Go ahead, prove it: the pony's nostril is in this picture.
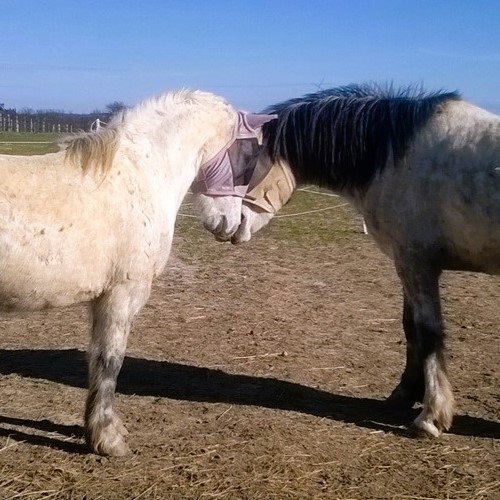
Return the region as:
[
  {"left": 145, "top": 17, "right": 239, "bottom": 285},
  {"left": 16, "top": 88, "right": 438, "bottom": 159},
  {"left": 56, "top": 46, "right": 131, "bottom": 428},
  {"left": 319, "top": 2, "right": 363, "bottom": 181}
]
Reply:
[
  {"left": 204, "top": 216, "right": 232, "bottom": 240},
  {"left": 215, "top": 216, "right": 227, "bottom": 235},
  {"left": 202, "top": 216, "right": 223, "bottom": 234},
  {"left": 202, "top": 220, "right": 215, "bottom": 232}
]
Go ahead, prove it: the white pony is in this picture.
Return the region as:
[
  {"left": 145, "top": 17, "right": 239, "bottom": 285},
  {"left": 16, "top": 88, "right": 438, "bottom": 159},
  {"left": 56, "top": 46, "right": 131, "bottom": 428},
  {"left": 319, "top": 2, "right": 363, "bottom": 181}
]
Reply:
[
  {"left": 0, "top": 89, "right": 270, "bottom": 456},
  {"left": 198, "top": 84, "right": 500, "bottom": 439}
]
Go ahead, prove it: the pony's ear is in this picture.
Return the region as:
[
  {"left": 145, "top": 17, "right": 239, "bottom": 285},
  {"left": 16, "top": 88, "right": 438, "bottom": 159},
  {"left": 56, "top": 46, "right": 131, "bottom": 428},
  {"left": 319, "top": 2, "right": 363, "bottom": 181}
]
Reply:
[
  {"left": 237, "top": 112, "right": 277, "bottom": 143},
  {"left": 242, "top": 113, "right": 277, "bottom": 130}
]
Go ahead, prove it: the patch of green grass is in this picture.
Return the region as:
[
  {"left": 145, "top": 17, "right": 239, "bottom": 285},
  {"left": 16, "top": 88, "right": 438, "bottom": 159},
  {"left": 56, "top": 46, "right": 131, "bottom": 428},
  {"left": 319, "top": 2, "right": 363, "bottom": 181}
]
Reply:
[
  {"left": 175, "top": 189, "right": 364, "bottom": 254},
  {"left": 265, "top": 190, "right": 363, "bottom": 245},
  {"left": 0, "top": 132, "right": 62, "bottom": 142},
  {"left": 0, "top": 132, "right": 64, "bottom": 155}
]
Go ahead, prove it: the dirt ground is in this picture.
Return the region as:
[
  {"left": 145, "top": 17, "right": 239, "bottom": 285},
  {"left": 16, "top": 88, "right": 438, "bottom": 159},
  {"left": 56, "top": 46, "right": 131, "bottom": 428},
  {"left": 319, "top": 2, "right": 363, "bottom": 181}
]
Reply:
[{"left": 0, "top": 191, "right": 498, "bottom": 499}]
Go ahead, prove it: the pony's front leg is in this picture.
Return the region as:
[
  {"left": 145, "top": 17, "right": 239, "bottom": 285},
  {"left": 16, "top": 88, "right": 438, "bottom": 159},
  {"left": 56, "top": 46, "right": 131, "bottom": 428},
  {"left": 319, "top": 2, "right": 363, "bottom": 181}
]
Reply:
[
  {"left": 85, "top": 282, "right": 151, "bottom": 456},
  {"left": 387, "top": 296, "right": 425, "bottom": 407},
  {"left": 396, "top": 263, "right": 454, "bottom": 437}
]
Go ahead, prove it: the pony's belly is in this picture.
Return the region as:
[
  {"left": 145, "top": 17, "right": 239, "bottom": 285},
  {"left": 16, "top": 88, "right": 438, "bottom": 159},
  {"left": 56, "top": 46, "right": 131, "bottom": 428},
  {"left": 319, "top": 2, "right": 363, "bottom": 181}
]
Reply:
[
  {"left": 0, "top": 244, "right": 107, "bottom": 311},
  {"left": 0, "top": 262, "right": 103, "bottom": 311},
  {"left": 0, "top": 286, "right": 96, "bottom": 311},
  {"left": 443, "top": 212, "right": 500, "bottom": 273},
  {"left": 444, "top": 244, "right": 500, "bottom": 273}
]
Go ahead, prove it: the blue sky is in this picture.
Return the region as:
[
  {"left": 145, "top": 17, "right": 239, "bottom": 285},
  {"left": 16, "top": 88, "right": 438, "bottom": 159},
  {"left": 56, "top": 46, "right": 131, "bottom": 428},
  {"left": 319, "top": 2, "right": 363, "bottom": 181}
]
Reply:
[{"left": 2, "top": 0, "right": 500, "bottom": 113}]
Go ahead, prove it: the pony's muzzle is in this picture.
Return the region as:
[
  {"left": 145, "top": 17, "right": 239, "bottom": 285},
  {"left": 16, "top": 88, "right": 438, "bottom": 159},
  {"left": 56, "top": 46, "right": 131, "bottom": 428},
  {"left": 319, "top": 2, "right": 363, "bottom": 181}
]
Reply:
[
  {"left": 230, "top": 205, "right": 275, "bottom": 245},
  {"left": 204, "top": 215, "right": 239, "bottom": 242}
]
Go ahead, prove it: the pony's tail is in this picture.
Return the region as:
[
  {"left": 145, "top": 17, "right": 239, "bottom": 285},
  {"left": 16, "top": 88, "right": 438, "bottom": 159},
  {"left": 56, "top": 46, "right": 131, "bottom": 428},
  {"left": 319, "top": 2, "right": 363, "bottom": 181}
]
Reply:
[{"left": 62, "top": 127, "right": 120, "bottom": 176}]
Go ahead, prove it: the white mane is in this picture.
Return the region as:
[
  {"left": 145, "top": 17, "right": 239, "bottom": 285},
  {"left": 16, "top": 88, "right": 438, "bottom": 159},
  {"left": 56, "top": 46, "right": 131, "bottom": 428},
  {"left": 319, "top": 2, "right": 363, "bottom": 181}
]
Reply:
[
  {"left": 117, "top": 89, "right": 218, "bottom": 122},
  {"left": 65, "top": 89, "right": 234, "bottom": 175}
]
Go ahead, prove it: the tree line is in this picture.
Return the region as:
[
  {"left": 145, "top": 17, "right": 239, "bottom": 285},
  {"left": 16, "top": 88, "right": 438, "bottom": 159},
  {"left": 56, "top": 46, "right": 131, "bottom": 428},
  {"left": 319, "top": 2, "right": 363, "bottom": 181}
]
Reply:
[{"left": 0, "top": 101, "right": 127, "bottom": 133}]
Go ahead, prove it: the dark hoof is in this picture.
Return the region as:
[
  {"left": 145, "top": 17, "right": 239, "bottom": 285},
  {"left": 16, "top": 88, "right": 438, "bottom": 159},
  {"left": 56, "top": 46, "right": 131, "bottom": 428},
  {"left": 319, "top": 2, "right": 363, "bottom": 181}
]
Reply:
[
  {"left": 407, "top": 420, "right": 442, "bottom": 439},
  {"left": 406, "top": 423, "right": 432, "bottom": 439}
]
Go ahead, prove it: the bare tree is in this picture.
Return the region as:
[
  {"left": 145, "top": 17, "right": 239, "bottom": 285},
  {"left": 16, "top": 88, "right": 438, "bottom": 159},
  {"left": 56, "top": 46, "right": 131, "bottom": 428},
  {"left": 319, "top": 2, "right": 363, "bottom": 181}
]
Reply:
[{"left": 105, "top": 101, "right": 127, "bottom": 115}]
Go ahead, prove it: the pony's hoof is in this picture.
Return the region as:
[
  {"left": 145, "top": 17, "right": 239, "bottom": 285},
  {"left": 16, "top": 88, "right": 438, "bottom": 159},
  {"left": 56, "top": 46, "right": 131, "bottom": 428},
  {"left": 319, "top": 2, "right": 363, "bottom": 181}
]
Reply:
[
  {"left": 93, "top": 437, "right": 131, "bottom": 457},
  {"left": 87, "top": 425, "right": 131, "bottom": 456},
  {"left": 409, "top": 418, "right": 442, "bottom": 438},
  {"left": 407, "top": 423, "right": 435, "bottom": 438},
  {"left": 106, "top": 439, "right": 131, "bottom": 457}
]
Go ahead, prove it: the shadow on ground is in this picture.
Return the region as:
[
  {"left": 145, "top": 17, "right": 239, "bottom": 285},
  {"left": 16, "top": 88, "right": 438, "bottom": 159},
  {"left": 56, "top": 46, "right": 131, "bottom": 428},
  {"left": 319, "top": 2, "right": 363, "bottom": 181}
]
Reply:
[{"left": 0, "top": 348, "right": 498, "bottom": 453}]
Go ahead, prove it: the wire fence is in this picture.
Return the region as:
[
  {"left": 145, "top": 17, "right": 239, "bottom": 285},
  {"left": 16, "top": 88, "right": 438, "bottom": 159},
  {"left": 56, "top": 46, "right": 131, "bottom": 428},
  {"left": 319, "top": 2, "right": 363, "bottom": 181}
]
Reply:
[{"left": 0, "top": 110, "right": 110, "bottom": 133}]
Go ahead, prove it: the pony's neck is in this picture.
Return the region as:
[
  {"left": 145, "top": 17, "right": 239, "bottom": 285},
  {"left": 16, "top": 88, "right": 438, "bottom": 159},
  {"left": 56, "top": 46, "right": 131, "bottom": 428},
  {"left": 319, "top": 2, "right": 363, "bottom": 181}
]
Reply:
[{"left": 120, "top": 91, "right": 236, "bottom": 212}]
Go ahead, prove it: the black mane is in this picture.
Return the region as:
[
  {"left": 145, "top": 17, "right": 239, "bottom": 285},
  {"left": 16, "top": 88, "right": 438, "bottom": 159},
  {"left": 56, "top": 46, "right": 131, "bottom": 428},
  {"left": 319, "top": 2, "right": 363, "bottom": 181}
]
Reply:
[{"left": 262, "top": 83, "right": 461, "bottom": 191}]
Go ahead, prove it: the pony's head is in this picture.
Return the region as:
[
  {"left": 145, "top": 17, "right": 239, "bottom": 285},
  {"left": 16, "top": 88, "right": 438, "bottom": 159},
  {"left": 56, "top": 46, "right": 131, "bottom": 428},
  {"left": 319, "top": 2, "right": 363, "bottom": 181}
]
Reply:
[{"left": 192, "top": 112, "right": 279, "bottom": 241}]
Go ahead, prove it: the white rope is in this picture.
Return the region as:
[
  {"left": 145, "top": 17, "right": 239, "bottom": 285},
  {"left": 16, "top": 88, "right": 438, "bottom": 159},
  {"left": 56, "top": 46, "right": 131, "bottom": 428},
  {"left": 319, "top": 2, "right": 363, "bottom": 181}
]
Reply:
[
  {"left": 275, "top": 202, "right": 350, "bottom": 218},
  {"left": 297, "top": 188, "right": 341, "bottom": 198},
  {"left": 299, "top": 188, "right": 367, "bottom": 233},
  {"left": 178, "top": 202, "right": 350, "bottom": 220},
  {"left": 180, "top": 187, "right": 366, "bottom": 229}
]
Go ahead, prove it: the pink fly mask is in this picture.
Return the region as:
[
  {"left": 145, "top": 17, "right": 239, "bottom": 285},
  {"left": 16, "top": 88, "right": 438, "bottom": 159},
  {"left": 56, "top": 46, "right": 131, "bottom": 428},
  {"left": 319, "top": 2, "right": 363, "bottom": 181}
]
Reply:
[{"left": 191, "top": 111, "right": 277, "bottom": 197}]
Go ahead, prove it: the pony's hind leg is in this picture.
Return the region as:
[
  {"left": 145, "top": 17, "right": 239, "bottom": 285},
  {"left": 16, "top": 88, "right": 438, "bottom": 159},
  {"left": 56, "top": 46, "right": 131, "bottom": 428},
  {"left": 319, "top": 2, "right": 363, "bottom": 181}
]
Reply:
[
  {"left": 396, "top": 262, "right": 454, "bottom": 437},
  {"left": 387, "top": 296, "right": 425, "bottom": 408},
  {"left": 85, "top": 282, "right": 151, "bottom": 456}
]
